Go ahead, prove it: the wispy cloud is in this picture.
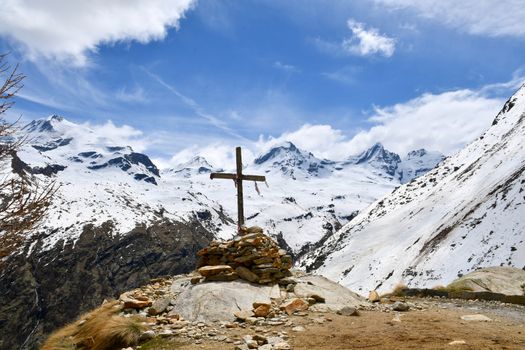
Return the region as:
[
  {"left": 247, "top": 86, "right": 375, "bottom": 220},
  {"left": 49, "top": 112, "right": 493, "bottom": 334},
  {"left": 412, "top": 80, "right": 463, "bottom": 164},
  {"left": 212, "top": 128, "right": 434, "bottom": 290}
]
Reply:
[
  {"left": 273, "top": 61, "right": 301, "bottom": 74},
  {"left": 0, "top": 0, "right": 196, "bottom": 66},
  {"left": 375, "top": 0, "right": 525, "bottom": 38},
  {"left": 115, "top": 86, "right": 148, "bottom": 103},
  {"left": 143, "top": 68, "right": 248, "bottom": 141},
  {"left": 321, "top": 66, "right": 361, "bottom": 85}
]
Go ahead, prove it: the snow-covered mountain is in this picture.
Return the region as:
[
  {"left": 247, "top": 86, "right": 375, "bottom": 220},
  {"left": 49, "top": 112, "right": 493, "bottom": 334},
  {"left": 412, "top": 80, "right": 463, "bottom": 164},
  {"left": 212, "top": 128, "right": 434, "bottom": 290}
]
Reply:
[
  {"left": 253, "top": 141, "right": 335, "bottom": 179},
  {"left": 345, "top": 142, "right": 401, "bottom": 177},
  {"left": 302, "top": 85, "right": 525, "bottom": 295},
  {"left": 166, "top": 156, "right": 219, "bottom": 178},
  {"left": 10, "top": 116, "right": 443, "bottom": 254},
  {"left": 397, "top": 149, "right": 446, "bottom": 183}
]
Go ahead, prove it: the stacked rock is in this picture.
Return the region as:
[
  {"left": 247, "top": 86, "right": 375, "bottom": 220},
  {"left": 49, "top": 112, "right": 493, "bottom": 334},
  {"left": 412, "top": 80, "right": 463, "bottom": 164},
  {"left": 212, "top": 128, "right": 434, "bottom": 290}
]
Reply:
[{"left": 196, "top": 227, "right": 293, "bottom": 284}]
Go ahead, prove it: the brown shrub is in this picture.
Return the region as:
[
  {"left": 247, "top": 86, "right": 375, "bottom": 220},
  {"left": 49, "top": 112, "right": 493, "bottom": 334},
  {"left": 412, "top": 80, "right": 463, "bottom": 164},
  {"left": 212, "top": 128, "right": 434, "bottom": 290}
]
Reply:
[
  {"left": 41, "top": 300, "right": 146, "bottom": 350},
  {"left": 381, "top": 283, "right": 408, "bottom": 298}
]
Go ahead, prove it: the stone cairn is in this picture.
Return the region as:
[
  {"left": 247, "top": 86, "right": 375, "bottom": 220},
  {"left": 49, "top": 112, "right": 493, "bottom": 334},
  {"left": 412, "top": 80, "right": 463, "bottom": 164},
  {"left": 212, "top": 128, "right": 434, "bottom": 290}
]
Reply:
[{"left": 195, "top": 226, "right": 293, "bottom": 285}]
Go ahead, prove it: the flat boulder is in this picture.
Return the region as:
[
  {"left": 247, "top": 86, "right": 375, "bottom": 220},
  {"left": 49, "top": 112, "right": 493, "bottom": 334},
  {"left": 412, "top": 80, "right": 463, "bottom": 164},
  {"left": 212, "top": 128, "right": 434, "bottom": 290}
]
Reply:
[
  {"left": 169, "top": 277, "right": 280, "bottom": 322},
  {"left": 447, "top": 267, "right": 525, "bottom": 296},
  {"left": 197, "top": 265, "right": 233, "bottom": 277},
  {"left": 292, "top": 274, "right": 368, "bottom": 312}
]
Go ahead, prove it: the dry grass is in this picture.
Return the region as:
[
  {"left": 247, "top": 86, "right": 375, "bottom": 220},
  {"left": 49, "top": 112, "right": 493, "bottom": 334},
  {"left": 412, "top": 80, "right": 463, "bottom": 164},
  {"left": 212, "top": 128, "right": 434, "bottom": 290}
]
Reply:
[
  {"left": 381, "top": 283, "right": 408, "bottom": 297},
  {"left": 41, "top": 300, "right": 147, "bottom": 350}
]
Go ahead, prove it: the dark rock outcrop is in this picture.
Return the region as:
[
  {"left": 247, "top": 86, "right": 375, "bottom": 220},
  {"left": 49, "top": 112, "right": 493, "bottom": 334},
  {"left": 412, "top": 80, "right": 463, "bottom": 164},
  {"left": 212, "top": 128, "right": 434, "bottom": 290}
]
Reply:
[{"left": 0, "top": 218, "right": 213, "bottom": 350}]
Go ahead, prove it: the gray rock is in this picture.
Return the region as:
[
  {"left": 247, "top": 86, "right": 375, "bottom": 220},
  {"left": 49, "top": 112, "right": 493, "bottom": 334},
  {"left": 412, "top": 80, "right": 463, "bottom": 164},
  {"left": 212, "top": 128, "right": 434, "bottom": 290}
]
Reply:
[
  {"left": 337, "top": 306, "right": 359, "bottom": 316},
  {"left": 148, "top": 297, "right": 171, "bottom": 315},
  {"left": 170, "top": 279, "right": 280, "bottom": 322},
  {"left": 267, "top": 336, "right": 285, "bottom": 345},
  {"left": 392, "top": 301, "right": 409, "bottom": 311},
  {"left": 293, "top": 274, "right": 367, "bottom": 312},
  {"left": 274, "top": 341, "right": 291, "bottom": 350},
  {"left": 234, "top": 309, "right": 254, "bottom": 321},
  {"left": 447, "top": 267, "right": 525, "bottom": 295},
  {"left": 139, "top": 330, "right": 156, "bottom": 341}
]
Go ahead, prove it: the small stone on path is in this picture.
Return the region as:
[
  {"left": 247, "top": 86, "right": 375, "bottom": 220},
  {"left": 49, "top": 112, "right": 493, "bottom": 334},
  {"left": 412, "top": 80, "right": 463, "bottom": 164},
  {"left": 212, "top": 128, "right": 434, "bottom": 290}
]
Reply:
[
  {"left": 448, "top": 340, "right": 467, "bottom": 345},
  {"left": 392, "top": 301, "right": 409, "bottom": 311},
  {"left": 337, "top": 306, "right": 359, "bottom": 316},
  {"left": 460, "top": 314, "right": 492, "bottom": 322}
]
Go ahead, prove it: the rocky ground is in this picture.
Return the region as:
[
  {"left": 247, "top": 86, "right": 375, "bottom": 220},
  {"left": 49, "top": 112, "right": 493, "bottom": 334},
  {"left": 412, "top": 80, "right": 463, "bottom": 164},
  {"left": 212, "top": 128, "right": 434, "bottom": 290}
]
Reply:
[{"left": 111, "top": 273, "right": 524, "bottom": 350}]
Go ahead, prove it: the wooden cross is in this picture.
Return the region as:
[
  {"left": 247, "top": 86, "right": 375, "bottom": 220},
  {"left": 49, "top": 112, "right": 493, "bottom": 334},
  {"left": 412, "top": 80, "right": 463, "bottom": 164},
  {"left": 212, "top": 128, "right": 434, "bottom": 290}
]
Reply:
[{"left": 210, "top": 146, "right": 266, "bottom": 233}]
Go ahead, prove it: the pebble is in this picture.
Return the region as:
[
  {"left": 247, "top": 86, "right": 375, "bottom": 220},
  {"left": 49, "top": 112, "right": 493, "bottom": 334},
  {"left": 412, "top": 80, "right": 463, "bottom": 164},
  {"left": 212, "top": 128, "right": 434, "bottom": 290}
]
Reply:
[
  {"left": 337, "top": 306, "right": 359, "bottom": 316},
  {"left": 274, "top": 341, "right": 291, "bottom": 349},
  {"left": 460, "top": 314, "right": 492, "bottom": 322},
  {"left": 292, "top": 325, "right": 305, "bottom": 332},
  {"left": 139, "top": 330, "right": 155, "bottom": 341},
  {"left": 448, "top": 340, "right": 467, "bottom": 345},
  {"left": 392, "top": 302, "right": 409, "bottom": 312}
]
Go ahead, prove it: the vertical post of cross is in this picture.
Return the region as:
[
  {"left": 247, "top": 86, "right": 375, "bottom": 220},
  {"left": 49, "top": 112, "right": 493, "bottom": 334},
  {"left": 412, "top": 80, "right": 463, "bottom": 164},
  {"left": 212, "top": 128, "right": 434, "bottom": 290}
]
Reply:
[
  {"left": 210, "top": 147, "right": 266, "bottom": 235},
  {"left": 235, "top": 146, "right": 244, "bottom": 230}
]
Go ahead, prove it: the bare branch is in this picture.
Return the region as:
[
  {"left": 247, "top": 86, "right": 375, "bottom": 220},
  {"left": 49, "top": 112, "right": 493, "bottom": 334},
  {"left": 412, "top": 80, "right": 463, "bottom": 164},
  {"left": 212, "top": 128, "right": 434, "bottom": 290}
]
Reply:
[{"left": 0, "top": 53, "right": 57, "bottom": 262}]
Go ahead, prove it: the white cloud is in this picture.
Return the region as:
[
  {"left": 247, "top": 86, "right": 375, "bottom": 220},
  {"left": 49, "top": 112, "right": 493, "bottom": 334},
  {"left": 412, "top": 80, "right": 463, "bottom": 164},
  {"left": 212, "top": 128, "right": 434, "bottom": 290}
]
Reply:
[
  {"left": 343, "top": 19, "right": 396, "bottom": 57},
  {"left": 375, "top": 0, "right": 525, "bottom": 38},
  {"left": 167, "top": 142, "right": 257, "bottom": 171},
  {"left": 80, "top": 120, "right": 148, "bottom": 152},
  {"left": 253, "top": 86, "right": 513, "bottom": 159},
  {"left": 167, "top": 77, "right": 522, "bottom": 167},
  {"left": 349, "top": 89, "right": 504, "bottom": 156},
  {"left": 0, "top": 0, "right": 195, "bottom": 65},
  {"left": 312, "top": 19, "right": 395, "bottom": 58},
  {"left": 256, "top": 124, "right": 348, "bottom": 159}
]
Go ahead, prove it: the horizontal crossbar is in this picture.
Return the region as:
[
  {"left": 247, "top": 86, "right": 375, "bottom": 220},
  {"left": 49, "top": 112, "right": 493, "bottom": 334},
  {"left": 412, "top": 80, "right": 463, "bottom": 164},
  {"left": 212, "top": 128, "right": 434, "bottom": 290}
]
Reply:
[
  {"left": 210, "top": 173, "right": 266, "bottom": 182},
  {"left": 210, "top": 173, "right": 235, "bottom": 180}
]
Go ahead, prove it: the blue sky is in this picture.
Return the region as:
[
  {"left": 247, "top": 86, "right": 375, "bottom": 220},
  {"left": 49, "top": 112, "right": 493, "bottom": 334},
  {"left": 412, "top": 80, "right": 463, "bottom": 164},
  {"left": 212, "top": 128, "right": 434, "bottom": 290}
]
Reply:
[{"left": 1, "top": 0, "right": 524, "bottom": 168}]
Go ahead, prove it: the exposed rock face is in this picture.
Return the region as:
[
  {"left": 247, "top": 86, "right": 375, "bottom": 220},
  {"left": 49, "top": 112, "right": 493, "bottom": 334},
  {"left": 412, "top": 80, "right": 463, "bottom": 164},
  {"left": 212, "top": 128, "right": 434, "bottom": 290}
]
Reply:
[
  {"left": 170, "top": 277, "right": 281, "bottom": 322},
  {"left": 0, "top": 219, "right": 213, "bottom": 350},
  {"left": 168, "top": 272, "right": 367, "bottom": 323},
  {"left": 447, "top": 267, "right": 525, "bottom": 295}
]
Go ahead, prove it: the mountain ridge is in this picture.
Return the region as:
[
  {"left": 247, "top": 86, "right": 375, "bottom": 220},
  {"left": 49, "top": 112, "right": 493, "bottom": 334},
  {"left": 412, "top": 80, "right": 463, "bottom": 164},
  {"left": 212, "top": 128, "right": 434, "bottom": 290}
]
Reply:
[{"left": 301, "top": 84, "right": 525, "bottom": 294}]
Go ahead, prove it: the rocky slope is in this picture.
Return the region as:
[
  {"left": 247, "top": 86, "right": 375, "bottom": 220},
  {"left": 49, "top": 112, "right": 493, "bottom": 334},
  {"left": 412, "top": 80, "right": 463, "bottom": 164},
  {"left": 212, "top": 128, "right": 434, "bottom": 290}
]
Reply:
[
  {"left": 302, "top": 85, "right": 525, "bottom": 295},
  {"left": 0, "top": 219, "right": 213, "bottom": 350}
]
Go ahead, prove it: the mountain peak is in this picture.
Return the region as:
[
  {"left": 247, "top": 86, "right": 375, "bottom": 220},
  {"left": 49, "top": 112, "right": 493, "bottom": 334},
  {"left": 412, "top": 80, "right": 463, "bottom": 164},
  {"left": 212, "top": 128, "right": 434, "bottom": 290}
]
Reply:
[
  {"left": 254, "top": 141, "right": 305, "bottom": 165},
  {"left": 406, "top": 148, "right": 427, "bottom": 158},
  {"left": 23, "top": 114, "right": 73, "bottom": 133},
  {"left": 353, "top": 143, "right": 401, "bottom": 175},
  {"left": 167, "top": 155, "right": 217, "bottom": 177},
  {"left": 355, "top": 143, "right": 390, "bottom": 163}
]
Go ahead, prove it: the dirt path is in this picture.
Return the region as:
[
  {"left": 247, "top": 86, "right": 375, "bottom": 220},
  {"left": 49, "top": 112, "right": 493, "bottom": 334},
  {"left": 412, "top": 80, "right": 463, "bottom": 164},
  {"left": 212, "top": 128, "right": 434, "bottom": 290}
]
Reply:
[{"left": 140, "top": 298, "right": 525, "bottom": 350}]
